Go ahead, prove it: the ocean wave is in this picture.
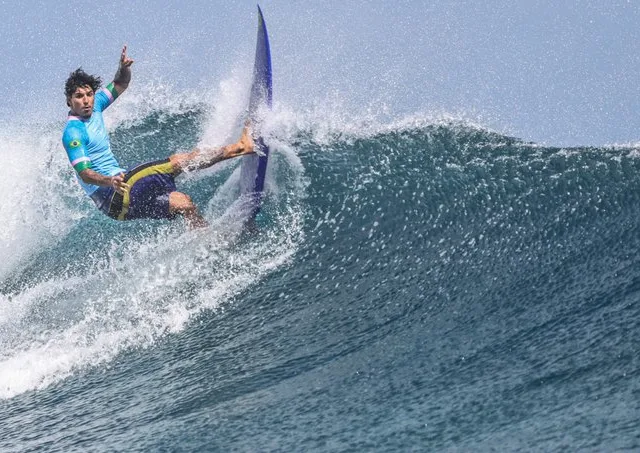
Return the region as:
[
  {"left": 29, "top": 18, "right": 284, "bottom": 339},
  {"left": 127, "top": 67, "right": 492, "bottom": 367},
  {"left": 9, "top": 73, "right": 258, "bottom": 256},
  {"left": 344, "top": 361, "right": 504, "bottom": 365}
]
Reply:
[{"left": 2, "top": 97, "right": 639, "bottom": 400}]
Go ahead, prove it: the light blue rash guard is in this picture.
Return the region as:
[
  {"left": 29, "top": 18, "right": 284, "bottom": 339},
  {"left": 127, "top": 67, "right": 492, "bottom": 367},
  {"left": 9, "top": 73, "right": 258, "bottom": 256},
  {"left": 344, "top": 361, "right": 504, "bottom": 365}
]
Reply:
[{"left": 62, "top": 83, "right": 126, "bottom": 196}]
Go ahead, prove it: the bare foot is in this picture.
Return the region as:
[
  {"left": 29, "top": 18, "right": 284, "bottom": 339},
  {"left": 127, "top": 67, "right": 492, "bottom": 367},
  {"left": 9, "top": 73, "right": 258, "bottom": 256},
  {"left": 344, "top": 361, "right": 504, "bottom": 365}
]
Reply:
[
  {"left": 240, "top": 126, "right": 254, "bottom": 152},
  {"left": 223, "top": 126, "right": 255, "bottom": 159}
]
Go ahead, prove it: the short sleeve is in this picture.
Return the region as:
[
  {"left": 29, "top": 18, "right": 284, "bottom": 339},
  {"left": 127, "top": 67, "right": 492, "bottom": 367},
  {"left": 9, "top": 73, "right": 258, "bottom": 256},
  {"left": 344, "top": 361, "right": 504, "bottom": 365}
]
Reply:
[
  {"left": 62, "top": 124, "right": 91, "bottom": 173},
  {"left": 94, "top": 82, "right": 119, "bottom": 112}
]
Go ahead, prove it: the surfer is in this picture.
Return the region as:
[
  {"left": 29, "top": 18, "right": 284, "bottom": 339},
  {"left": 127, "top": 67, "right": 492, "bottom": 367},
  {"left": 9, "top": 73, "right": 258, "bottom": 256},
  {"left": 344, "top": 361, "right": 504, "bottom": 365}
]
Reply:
[{"left": 62, "top": 46, "right": 254, "bottom": 228}]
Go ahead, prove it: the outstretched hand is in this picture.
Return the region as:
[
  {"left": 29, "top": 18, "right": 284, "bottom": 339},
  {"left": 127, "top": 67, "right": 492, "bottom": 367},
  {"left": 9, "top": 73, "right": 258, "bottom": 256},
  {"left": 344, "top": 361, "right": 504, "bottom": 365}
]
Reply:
[
  {"left": 113, "top": 45, "right": 133, "bottom": 94},
  {"left": 120, "top": 45, "right": 134, "bottom": 68}
]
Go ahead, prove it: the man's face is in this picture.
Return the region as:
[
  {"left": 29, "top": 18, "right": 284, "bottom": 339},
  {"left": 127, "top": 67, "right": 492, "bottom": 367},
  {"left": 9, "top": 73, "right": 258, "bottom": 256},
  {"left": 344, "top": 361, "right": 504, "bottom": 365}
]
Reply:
[{"left": 68, "top": 85, "right": 95, "bottom": 118}]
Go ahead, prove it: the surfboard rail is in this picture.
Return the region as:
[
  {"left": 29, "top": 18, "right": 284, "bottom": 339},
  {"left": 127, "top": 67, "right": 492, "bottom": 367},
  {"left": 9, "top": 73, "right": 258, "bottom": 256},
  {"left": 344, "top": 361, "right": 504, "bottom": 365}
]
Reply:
[{"left": 238, "top": 5, "right": 272, "bottom": 225}]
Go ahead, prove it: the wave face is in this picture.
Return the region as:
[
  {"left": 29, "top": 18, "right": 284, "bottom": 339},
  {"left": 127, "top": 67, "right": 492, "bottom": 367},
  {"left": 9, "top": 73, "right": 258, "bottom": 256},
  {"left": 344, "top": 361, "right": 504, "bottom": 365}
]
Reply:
[{"left": 1, "top": 105, "right": 639, "bottom": 451}]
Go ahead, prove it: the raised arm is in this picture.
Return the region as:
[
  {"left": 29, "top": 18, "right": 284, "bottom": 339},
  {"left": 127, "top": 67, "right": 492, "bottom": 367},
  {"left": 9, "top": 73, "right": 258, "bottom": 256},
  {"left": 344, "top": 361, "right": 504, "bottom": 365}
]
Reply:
[{"left": 112, "top": 45, "right": 134, "bottom": 96}]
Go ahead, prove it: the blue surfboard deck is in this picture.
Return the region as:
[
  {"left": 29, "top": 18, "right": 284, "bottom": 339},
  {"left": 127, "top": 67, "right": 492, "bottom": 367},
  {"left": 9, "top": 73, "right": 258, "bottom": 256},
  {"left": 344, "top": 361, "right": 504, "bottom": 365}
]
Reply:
[{"left": 238, "top": 5, "right": 272, "bottom": 225}]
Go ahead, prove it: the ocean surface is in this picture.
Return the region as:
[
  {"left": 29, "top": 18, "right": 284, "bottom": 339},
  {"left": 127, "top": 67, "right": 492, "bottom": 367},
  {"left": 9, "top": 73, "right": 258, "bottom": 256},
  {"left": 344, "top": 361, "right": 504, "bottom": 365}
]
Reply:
[{"left": 1, "top": 90, "right": 639, "bottom": 451}]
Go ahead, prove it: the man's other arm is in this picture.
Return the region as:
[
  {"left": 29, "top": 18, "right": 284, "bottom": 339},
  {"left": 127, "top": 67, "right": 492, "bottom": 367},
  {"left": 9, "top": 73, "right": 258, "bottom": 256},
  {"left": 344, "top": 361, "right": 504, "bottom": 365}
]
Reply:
[{"left": 79, "top": 169, "right": 130, "bottom": 195}]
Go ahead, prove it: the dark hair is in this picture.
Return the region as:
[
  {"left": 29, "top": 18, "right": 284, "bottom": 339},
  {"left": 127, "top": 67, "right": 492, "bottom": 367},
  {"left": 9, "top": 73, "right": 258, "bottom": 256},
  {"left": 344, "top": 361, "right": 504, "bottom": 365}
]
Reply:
[{"left": 65, "top": 68, "right": 102, "bottom": 100}]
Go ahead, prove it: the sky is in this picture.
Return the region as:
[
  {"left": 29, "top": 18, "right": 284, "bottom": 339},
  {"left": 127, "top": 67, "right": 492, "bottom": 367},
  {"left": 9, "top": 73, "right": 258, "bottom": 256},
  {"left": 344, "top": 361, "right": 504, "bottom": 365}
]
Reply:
[{"left": 0, "top": 0, "right": 638, "bottom": 146}]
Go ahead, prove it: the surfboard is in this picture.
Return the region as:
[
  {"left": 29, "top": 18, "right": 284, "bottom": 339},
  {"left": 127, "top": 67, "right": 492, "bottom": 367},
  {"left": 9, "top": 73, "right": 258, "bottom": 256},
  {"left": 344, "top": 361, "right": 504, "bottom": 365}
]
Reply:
[{"left": 238, "top": 5, "right": 272, "bottom": 225}]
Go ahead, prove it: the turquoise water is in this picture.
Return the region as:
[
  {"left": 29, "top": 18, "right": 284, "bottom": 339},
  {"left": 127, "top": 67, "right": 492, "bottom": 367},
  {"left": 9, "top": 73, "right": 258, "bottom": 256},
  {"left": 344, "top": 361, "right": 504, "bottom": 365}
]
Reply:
[{"left": 1, "top": 103, "right": 639, "bottom": 451}]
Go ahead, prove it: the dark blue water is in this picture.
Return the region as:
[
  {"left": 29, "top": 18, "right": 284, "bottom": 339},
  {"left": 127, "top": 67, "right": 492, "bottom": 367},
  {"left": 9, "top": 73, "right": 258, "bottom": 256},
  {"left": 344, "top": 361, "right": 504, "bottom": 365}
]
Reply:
[{"left": 1, "top": 111, "right": 639, "bottom": 451}]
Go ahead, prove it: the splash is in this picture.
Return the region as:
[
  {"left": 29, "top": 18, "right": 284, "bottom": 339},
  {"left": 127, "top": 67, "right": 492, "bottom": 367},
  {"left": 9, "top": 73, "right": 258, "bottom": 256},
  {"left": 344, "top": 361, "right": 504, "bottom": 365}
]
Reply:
[
  {"left": 0, "top": 77, "right": 306, "bottom": 399},
  {"left": 0, "top": 123, "right": 80, "bottom": 282}
]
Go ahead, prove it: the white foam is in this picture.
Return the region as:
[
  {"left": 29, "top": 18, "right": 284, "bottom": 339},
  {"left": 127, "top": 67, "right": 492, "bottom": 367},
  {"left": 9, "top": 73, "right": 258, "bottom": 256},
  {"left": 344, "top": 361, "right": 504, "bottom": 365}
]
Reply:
[
  {"left": 199, "top": 68, "right": 252, "bottom": 148},
  {"left": 102, "top": 81, "right": 204, "bottom": 131},
  {"left": 262, "top": 96, "right": 506, "bottom": 149},
  {"left": 0, "top": 200, "right": 303, "bottom": 399},
  {"left": 0, "top": 124, "right": 79, "bottom": 282}
]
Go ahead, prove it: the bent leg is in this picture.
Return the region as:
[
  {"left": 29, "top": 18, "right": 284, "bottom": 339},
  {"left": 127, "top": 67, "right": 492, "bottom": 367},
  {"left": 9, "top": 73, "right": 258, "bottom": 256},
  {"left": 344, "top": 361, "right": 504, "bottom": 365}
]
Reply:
[
  {"left": 169, "top": 191, "right": 208, "bottom": 229},
  {"left": 169, "top": 126, "right": 254, "bottom": 175}
]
